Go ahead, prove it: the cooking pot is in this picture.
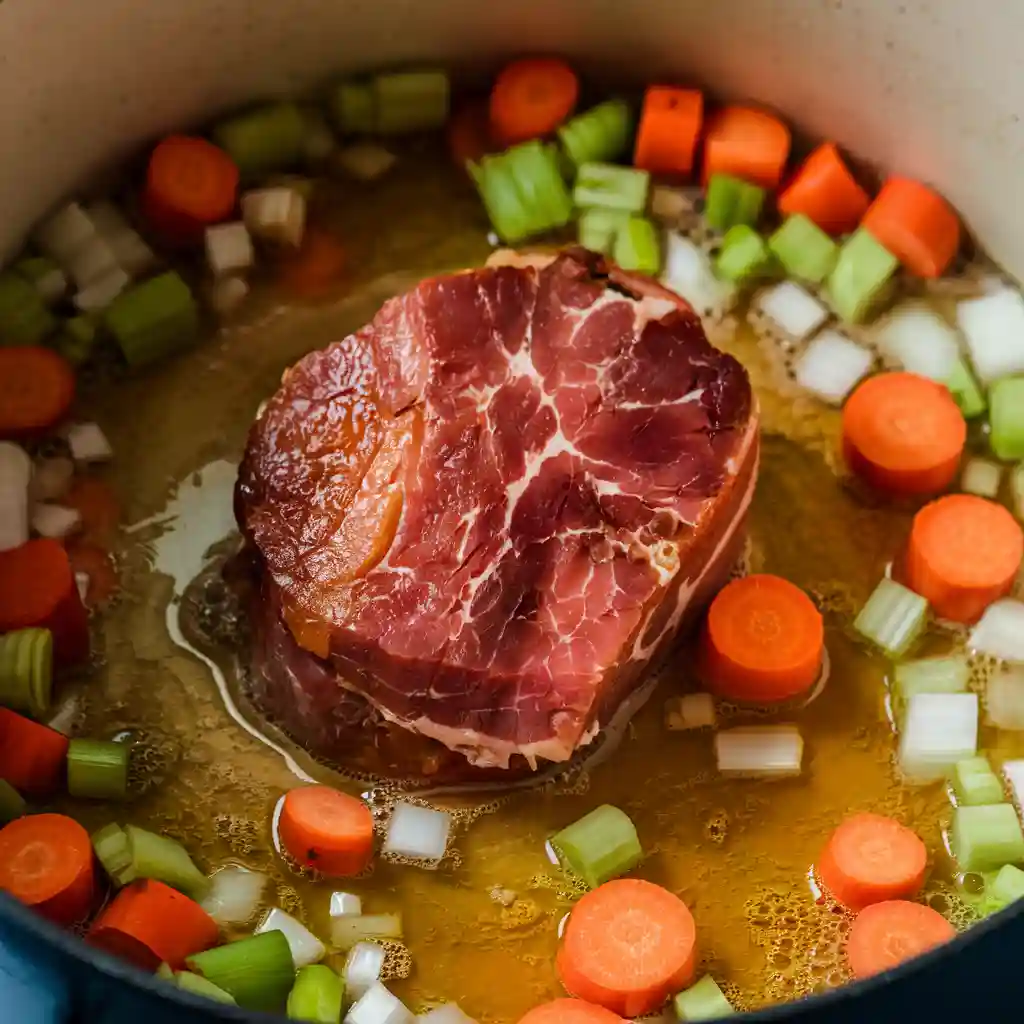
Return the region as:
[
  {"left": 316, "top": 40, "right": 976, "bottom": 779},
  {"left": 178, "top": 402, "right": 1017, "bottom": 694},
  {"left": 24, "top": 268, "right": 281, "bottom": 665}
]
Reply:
[{"left": 2, "top": 0, "right": 1024, "bottom": 1019}]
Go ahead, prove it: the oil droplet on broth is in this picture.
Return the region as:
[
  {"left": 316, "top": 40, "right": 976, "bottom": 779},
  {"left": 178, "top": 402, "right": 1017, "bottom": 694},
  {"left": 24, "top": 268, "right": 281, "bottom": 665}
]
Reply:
[{"left": 59, "top": 151, "right": 1005, "bottom": 1021}]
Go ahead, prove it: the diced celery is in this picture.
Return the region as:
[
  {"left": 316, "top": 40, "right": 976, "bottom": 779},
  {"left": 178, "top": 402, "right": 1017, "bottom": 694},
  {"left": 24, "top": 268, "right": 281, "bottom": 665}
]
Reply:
[
  {"left": 0, "top": 272, "right": 59, "bottom": 345},
  {"left": 330, "top": 81, "right": 376, "bottom": 135},
  {"left": 853, "top": 578, "right": 928, "bottom": 658},
  {"left": 989, "top": 376, "right": 1024, "bottom": 460},
  {"left": 212, "top": 103, "right": 306, "bottom": 179},
  {"left": 952, "top": 803, "right": 1024, "bottom": 872},
  {"left": 373, "top": 70, "right": 449, "bottom": 134},
  {"left": 177, "top": 972, "right": 237, "bottom": 1005},
  {"left": 894, "top": 655, "right": 970, "bottom": 703},
  {"left": 51, "top": 315, "right": 100, "bottom": 368},
  {"left": 550, "top": 804, "right": 643, "bottom": 888},
  {"left": 0, "top": 779, "right": 25, "bottom": 824},
  {"left": 573, "top": 163, "right": 650, "bottom": 213},
  {"left": 613, "top": 217, "right": 661, "bottom": 274},
  {"left": 953, "top": 757, "right": 1006, "bottom": 806},
  {"left": 92, "top": 823, "right": 137, "bottom": 887},
  {"left": 826, "top": 228, "right": 899, "bottom": 323},
  {"left": 103, "top": 272, "right": 199, "bottom": 370},
  {"left": 186, "top": 931, "right": 295, "bottom": 1012},
  {"left": 67, "top": 739, "right": 129, "bottom": 801},
  {"left": 985, "top": 863, "right": 1024, "bottom": 911},
  {"left": 558, "top": 99, "right": 633, "bottom": 169},
  {"left": 674, "top": 975, "right": 735, "bottom": 1020},
  {"left": 704, "top": 173, "right": 765, "bottom": 232},
  {"left": 768, "top": 214, "right": 838, "bottom": 285},
  {"left": 947, "top": 357, "right": 987, "bottom": 419},
  {"left": 0, "top": 627, "right": 53, "bottom": 719},
  {"left": 714, "top": 225, "right": 773, "bottom": 284},
  {"left": 578, "top": 208, "right": 629, "bottom": 255},
  {"left": 286, "top": 964, "right": 344, "bottom": 1022},
  {"left": 126, "top": 825, "right": 209, "bottom": 898}
]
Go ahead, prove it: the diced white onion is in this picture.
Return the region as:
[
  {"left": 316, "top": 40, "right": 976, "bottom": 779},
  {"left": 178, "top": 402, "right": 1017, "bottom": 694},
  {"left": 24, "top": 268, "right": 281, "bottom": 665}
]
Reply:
[
  {"left": 87, "top": 200, "right": 159, "bottom": 277},
  {"left": 344, "top": 941, "right": 386, "bottom": 1001},
  {"left": 208, "top": 276, "right": 250, "bottom": 318},
  {"left": 660, "top": 232, "right": 737, "bottom": 318},
  {"left": 987, "top": 666, "right": 1024, "bottom": 731},
  {"left": 331, "top": 913, "right": 403, "bottom": 950},
  {"left": 199, "top": 865, "right": 268, "bottom": 926},
  {"left": 205, "top": 222, "right": 254, "bottom": 278},
  {"left": 956, "top": 288, "right": 1024, "bottom": 384},
  {"left": 383, "top": 802, "right": 451, "bottom": 863},
  {"left": 871, "top": 301, "right": 961, "bottom": 382},
  {"left": 330, "top": 891, "right": 363, "bottom": 917},
  {"left": 754, "top": 282, "right": 830, "bottom": 341},
  {"left": 31, "top": 503, "right": 82, "bottom": 540},
  {"left": 345, "top": 983, "right": 414, "bottom": 1024},
  {"left": 33, "top": 202, "right": 97, "bottom": 264},
  {"left": 333, "top": 143, "right": 398, "bottom": 182},
  {"left": 665, "top": 693, "right": 716, "bottom": 731},
  {"left": 241, "top": 188, "right": 306, "bottom": 247},
  {"left": 650, "top": 185, "right": 701, "bottom": 223},
  {"left": 75, "top": 572, "right": 90, "bottom": 604},
  {"left": 418, "top": 1005, "right": 477, "bottom": 1024},
  {"left": 961, "top": 457, "right": 1003, "bottom": 499},
  {"left": 970, "top": 600, "right": 1024, "bottom": 662},
  {"left": 255, "top": 907, "right": 325, "bottom": 968},
  {"left": 0, "top": 442, "right": 32, "bottom": 552},
  {"left": 29, "top": 456, "right": 75, "bottom": 503},
  {"left": 794, "top": 329, "right": 873, "bottom": 404},
  {"left": 1003, "top": 760, "right": 1024, "bottom": 811},
  {"left": 74, "top": 266, "right": 130, "bottom": 313},
  {"left": 65, "top": 422, "right": 113, "bottom": 464},
  {"left": 65, "top": 235, "right": 120, "bottom": 290},
  {"left": 715, "top": 725, "right": 803, "bottom": 778},
  {"left": 899, "top": 692, "right": 978, "bottom": 783}
]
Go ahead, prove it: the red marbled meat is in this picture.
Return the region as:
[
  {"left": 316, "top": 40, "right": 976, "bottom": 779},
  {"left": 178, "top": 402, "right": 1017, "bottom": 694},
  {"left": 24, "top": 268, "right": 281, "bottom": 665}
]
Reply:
[{"left": 236, "top": 248, "right": 759, "bottom": 770}]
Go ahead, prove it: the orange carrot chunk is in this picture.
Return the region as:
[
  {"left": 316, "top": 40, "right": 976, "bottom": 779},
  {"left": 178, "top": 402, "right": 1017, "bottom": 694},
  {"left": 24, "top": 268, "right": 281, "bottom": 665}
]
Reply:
[
  {"left": 448, "top": 98, "right": 495, "bottom": 172},
  {"left": 518, "top": 999, "right": 629, "bottom": 1024},
  {"left": 841, "top": 372, "right": 967, "bottom": 497},
  {"left": 846, "top": 900, "right": 956, "bottom": 979},
  {"left": 633, "top": 87, "right": 703, "bottom": 177},
  {"left": 904, "top": 494, "right": 1024, "bottom": 624},
  {"left": 861, "top": 176, "right": 961, "bottom": 278},
  {"left": 556, "top": 879, "right": 697, "bottom": 1018},
  {"left": 144, "top": 136, "right": 240, "bottom": 246},
  {"left": 817, "top": 814, "right": 928, "bottom": 911},
  {"left": 279, "top": 228, "right": 347, "bottom": 299},
  {"left": 0, "top": 709, "right": 69, "bottom": 797},
  {"left": 489, "top": 58, "right": 579, "bottom": 146},
  {"left": 0, "top": 813, "right": 96, "bottom": 925},
  {"left": 0, "top": 347, "right": 75, "bottom": 440},
  {"left": 777, "top": 142, "right": 871, "bottom": 236},
  {"left": 700, "top": 574, "right": 824, "bottom": 703},
  {"left": 702, "top": 106, "right": 791, "bottom": 189},
  {"left": 278, "top": 785, "right": 375, "bottom": 877},
  {"left": 0, "top": 538, "right": 90, "bottom": 666},
  {"left": 88, "top": 878, "right": 220, "bottom": 971}
]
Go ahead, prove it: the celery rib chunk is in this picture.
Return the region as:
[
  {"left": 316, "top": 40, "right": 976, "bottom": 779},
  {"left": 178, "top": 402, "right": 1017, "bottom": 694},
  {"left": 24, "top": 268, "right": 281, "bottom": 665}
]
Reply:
[
  {"left": 613, "top": 217, "right": 661, "bottom": 275},
  {"left": 558, "top": 99, "right": 634, "bottom": 169},
  {"left": 286, "top": 964, "right": 344, "bottom": 1022},
  {"left": 212, "top": 102, "right": 306, "bottom": 179},
  {"left": 952, "top": 757, "right": 1006, "bottom": 806},
  {"left": 826, "top": 228, "right": 899, "bottom": 324},
  {"left": 989, "top": 376, "right": 1024, "bottom": 461},
  {"left": 704, "top": 174, "right": 765, "bottom": 232},
  {"left": 715, "top": 225, "right": 773, "bottom": 283},
  {"left": 573, "top": 162, "right": 650, "bottom": 213},
  {"left": 768, "top": 214, "right": 838, "bottom": 285},
  {"left": 854, "top": 578, "right": 928, "bottom": 658},
  {"left": 674, "top": 975, "right": 735, "bottom": 1020},
  {"left": 67, "top": 739, "right": 130, "bottom": 801},
  {"left": 103, "top": 271, "right": 199, "bottom": 370},
  {"left": 952, "top": 803, "right": 1024, "bottom": 872},
  {"left": 373, "top": 70, "right": 449, "bottom": 134},
  {"left": 550, "top": 804, "right": 643, "bottom": 888},
  {"left": 0, "top": 627, "right": 53, "bottom": 719},
  {"left": 187, "top": 931, "right": 295, "bottom": 1012},
  {"left": 578, "top": 208, "right": 630, "bottom": 255}
]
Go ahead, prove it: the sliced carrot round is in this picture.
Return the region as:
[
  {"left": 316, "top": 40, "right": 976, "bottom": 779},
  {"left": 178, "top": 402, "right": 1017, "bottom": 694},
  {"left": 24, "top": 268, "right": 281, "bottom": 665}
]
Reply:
[
  {"left": 846, "top": 900, "right": 956, "bottom": 979},
  {"left": 278, "top": 785, "right": 375, "bottom": 877},
  {"left": 633, "top": 86, "right": 704, "bottom": 177},
  {"left": 817, "top": 814, "right": 927, "bottom": 911},
  {"left": 701, "top": 106, "right": 791, "bottom": 189},
  {"left": 489, "top": 58, "right": 579, "bottom": 146},
  {"left": 0, "top": 813, "right": 96, "bottom": 925},
  {"left": 0, "top": 347, "right": 75, "bottom": 439},
  {"left": 518, "top": 998, "right": 628, "bottom": 1024},
  {"left": 448, "top": 98, "right": 495, "bottom": 172},
  {"left": 700, "top": 574, "right": 824, "bottom": 703},
  {"left": 841, "top": 372, "right": 966, "bottom": 497},
  {"left": 0, "top": 708, "right": 70, "bottom": 797},
  {"left": 862, "top": 177, "right": 960, "bottom": 278},
  {"left": 777, "top": 142, "right": 871, "bottom": 236},
  {"left": 556, "top": 879, "right": 697, "bottom": 1018},
  {"left": 904, "top": 494, "right": 1023, "bottom": 623},
  {"left": 88, "top": 878, "right": 220, "bottom": 971}
]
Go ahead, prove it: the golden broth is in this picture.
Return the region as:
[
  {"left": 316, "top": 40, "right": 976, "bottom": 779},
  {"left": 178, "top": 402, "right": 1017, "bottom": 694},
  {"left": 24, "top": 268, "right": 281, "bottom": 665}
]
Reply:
[{"left": 45, "top": 141, "right": 1013, "bottom": 1021}]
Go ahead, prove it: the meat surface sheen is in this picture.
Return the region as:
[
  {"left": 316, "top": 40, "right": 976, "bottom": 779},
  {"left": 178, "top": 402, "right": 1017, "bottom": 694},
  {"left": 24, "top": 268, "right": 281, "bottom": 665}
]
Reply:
[{"left": 236, "top": 248, "right": 759, "bottom": 769}]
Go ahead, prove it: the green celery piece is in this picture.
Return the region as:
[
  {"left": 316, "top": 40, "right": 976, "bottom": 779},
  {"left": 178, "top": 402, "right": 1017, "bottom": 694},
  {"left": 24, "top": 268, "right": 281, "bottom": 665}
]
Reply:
[
  {"left": 469, "top": 155, "right": 528, "bottom": 243},
  {"left": 768, "top": 214, "right": 839, "bottom": 284},
  {"left": 673, "top": 975, "right": 735, "bottom": 1020},
  {"left": 550, "top": 804, "right": 643, "bottom": 888},
  {"left": 372, "top": 70, "right": 449, "bottom": 134},
  {"left": 704, "top": 173, "right": 766, "bottom": 232},
  {"left": 578, "top": 208, "right": 629, "bottom": 255},
  {"left": 952, "top": 803, "right": 1024, "bottom": 872},
  {"left": 946, "top": 357, "right": 987, "bottom": 419},
  {"left": 51, "top": 315, "right": 100, "bottom": 368},
  {"left": 126, "top": 825, "right": 209, "bottom": 899},
  {"left": 853, "top": 578, "right": 928, "bottom": 658},
  {"left": 558, "top": 99, "right": 633, "bottom": 168},
  {"left": 989, "top": 376, "right": 1024, "bottom": 460},
  {"left": 186, "top": 931, "right": 295, "bottom": 1012},
  {"left": 286, "top": 964, "right": 344, "bottom": 1022},
  {"left": 0, "top": 627, "right": 53, "bottom": 718},
  {"left": 103, "top": 271, "right": 199, "bottom": 370},
  {"left": 715, "top": 225, "right": 773, "bottom": 283},
  {"left": 893, "top": 655, "right": 969, "bottom": 703},
  {"left": 156, "top": 962, "right": 175, "bottom": 982},
  {"left": 213, "top": 102, "right": 306, "bottom": 180},
  {"left": 0, "top": 779, "right": 26, "bottom": 825},
  {"left": 177, "top": 972, "right": 237, "bottom": 1005},
  {"left": 987, "top": 863, "right": 1024, "bottom": 910},
  {"left": 952, "top": 757, "right": 1006, "bottom": 806},
  {"left": 330, "top": 81, "right": 375, "bottom": 134},
  {"left": 67, "top": 739, "right": 130, "bottom": 801},
  {"left": 827, "top": 228, "right": 899, "bottom": 323},
  {"left": 508, "top": 141, "right": 574, "bottom": 235},
  {"left": 0, "top": 272, "right": 59, "bottom": 345},
  {"left": 573, "top": 162, "right": 650, "bottom": 213},
  {"left": 92, "top": 823, "right": 137, "bottom": 886},
  {"left": 613, "top": 217, "right": 661, "bottom": 275}
]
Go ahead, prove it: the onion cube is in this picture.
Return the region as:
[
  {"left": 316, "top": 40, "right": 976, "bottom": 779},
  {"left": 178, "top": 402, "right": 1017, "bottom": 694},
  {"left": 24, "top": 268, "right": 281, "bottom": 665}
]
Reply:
[
  {"left": 899, "top": 692, "right": 978, "bottom": 782},
  {"left": 330, "top": 891, "right": 362, "bottom": 917},
  {"left": 715, "top": 725, "right": 803, "bottom": 777},
  {"left": 0, "top": 442, "right": 32, "bottom": 552},
  {"left": 665, "top": 693, "right": 716, "bottom": 731},
  {"left": 344, "top": 941, "right": 386, "bottom": 1001},
  {"left": 33, "top": 202, "right": 96, "bottom": 264},
  {"left": 74, "top": 266, "right": 130, "bottom": 313},
  {"left": 345, "top": 983, "right": 414, "bottom": 1024},
  {"left": 31, "top": 503, "right": 82, "bottom": 540},
  {"left": 87, "top": 201, "right": 158, "bottom": 278},
  {"left": 205, "top": 222, "right": 254, "bottom": 278},
  {"left": 199, "top": 865, "right": 268, "bottom": 926},
  {"left": 970, "top": 600, "right": 1024, "bottom": 662},
  {"left": 754, "top": 281, "right": 829, "bottom": 341},
  {"left": 255, "top": 907, "right": 325, "bottom": 968},
  {"left": 418, "top": 1005, "right": 477, "bottom": 1024},
  {"left": 383, "top": 802, "right": 451, "bottom": 863},
  {"left": 660, "top": 232, "right": 737, "bottom": 318},
  {"left": 208, "top": 276, "right": 250, "bottom": 317},
  {"left": 794, "top": 329, "right": 873, "bottom": 404},
  {"left": 872, "top": 301, "right": 960, "bottom": 382},
  {"left": 957, "top": 289, "right": 1024, "bottom": 384},
  {"left": 65, "top": 422, "right": 113, "bottom": 464},
  {"left": 241, "top": 188, "right": 306, "bottom": 247},
  {"left": 66, "top": 235, "right": 120, "bottom": 290},
  {"left": 961, "top": 457, "right": 1002, "bottom": 499},
  {"left": 987, "top": 667, "right": 1024, "bottom": 731}
]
